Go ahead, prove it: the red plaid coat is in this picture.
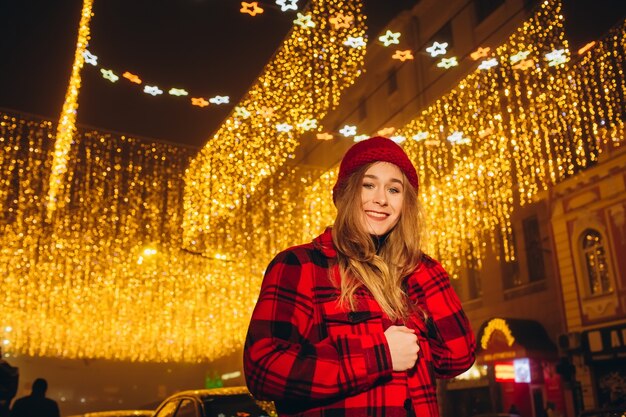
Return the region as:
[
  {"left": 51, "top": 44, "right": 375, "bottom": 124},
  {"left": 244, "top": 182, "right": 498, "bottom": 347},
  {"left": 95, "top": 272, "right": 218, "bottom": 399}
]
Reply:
[{"left": 244, "top": 228, "right": 475, "bottom": 417}]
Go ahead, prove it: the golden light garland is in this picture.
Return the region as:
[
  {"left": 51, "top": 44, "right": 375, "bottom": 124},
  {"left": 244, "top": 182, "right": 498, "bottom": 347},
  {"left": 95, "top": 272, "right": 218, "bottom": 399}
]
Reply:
[
  {"left": 46, "top": 0, "right": 94, "bottom": 219},
  {"left": 0, "top": 1, "right": 624, "bottom": 363},
  {"left": 182, "top": 0, "right": 366, "bottom": 257}
]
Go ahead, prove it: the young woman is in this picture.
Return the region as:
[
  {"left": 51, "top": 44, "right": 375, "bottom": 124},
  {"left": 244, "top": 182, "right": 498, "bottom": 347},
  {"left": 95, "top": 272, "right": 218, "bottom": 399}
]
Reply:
[{"left": 244, "top": 136, "right": 475, "bottom": 417}]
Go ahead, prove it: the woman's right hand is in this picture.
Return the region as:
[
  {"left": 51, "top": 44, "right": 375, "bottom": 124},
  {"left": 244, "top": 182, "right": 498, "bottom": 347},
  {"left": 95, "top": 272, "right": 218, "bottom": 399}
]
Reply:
[{"left": 384, "top": 325, "right": 420, "bottom": 371}]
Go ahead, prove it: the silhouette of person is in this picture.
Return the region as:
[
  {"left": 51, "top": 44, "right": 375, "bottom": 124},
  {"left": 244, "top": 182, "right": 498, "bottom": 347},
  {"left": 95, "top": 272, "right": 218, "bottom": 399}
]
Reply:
[
  {"left": 508, "top": 404, "right": 521, "bottom": 417},
  {"left": 0, "top": 348, "right": 19, "bottom": 417},
  {"left": 10, "top": 378, "right": 59, "bottom": 417}
]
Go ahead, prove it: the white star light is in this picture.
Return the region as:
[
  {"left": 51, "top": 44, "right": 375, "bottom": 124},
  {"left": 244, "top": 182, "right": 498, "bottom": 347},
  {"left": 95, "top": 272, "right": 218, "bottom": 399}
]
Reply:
[
  {"left": 100, "top": 69, "right": 119, "bottom": 82},
  {"left": 510, "top": 50, "right": 531, "bottom": 63},
  {"left": 437, "top": 57, "right": 458, "bottom": 69},
  {"left": 478, "top": 58, "right": 499, "bottom": 70},
  {"left": 378, "top": 30, "right": 401, "bottom": 47},
  {"left": 339, "top": 125, "right": 357, "bottom": 137},
  {"left": 412, "top": 132, "right": 429, "bottom": 142},
  {"left": 298, "top": 119, "right": 318, "bottom": 130},
  {"left": 209, "top": 95, "right": 230, "bottom": 105},
  {"left": 447, "top": 131, "right": 471, "bottom": 145},
  {"left": 545, "top": 49, "right": 569, "bottom": 67},
  {"left": 354, "top": 134, "right": 369, "bottom": 142},
  {"left": 426, "top": 41, "right": 448, "bottom": 57},
  {"left": 143, "top": 85, "right": 163, "bottom": 96},
  {"left": 235, "top": 106, "right": 251, "bottom": 119},
  {"left": 82, "top": 50, "right": 98, "bottom": 66},
  {"left": 276, "top": 123, "right": 293, "bottom": 132},
  {"left": 344, "top": 36, "right": 366, "bottom": 48},
  {"left": 390, "top": 135, "right": 406, "bottom": 144},
  {"left": 294, "top": 12, "right": 315, "bottom": 28},
  {"left": 276, "top": 0, "right": 298, "bottom": 12},
  {"left": 168, "top": 88, "right": 188, "bottom": 96}
]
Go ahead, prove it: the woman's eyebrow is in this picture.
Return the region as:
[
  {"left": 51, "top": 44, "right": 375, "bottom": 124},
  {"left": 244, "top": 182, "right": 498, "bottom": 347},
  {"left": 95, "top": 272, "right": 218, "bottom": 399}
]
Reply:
[{"left": 363, "top": 174, "right": 404, "bottom": 185}]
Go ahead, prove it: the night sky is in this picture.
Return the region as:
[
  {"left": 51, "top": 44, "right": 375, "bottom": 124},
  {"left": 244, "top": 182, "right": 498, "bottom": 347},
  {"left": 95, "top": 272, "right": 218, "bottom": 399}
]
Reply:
[{"left": 0, "top": 0, "right": 419, "bottom": 148}]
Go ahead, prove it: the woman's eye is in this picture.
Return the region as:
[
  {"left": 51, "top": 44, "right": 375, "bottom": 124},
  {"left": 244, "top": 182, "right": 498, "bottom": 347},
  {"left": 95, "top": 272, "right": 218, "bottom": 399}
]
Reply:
[
  {"left": 388, "top": 187, "right": 400, "bottom": 194},
  {"left": 362, "top": 183, "right": 374, "bottom": 189}
]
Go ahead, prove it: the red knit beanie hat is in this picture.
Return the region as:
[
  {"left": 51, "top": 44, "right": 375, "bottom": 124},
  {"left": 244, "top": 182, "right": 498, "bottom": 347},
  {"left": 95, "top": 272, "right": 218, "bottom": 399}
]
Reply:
[{"left": 332, "top": 136, "right": 419, "bottom": 203}]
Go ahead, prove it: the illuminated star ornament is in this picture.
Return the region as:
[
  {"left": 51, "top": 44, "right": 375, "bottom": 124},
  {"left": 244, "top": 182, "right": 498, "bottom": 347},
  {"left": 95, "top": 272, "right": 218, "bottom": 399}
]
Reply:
[
  {"left": 478, "top": 58, "right": 498, "bottom": 70},
  {"left": 258, "top": 106, "right": 274, "bottom": 118},
  {"left": 276, "top": 123, "right": 293, "bottom": 132},
  {"left": 545, "top": 48, "right": 569, "bottom": 67},
  {"left": 426, "top": 41, "right": 448, "bottom": 57},
  {"left": 390, "top": 135, "right": 406, "bottom": 144},
  {"left": 298, "top": 119, "right": 318, "bottom": 130},
  {"left": 144, "top": 85, "right": 163, "bottom": 96},
  {"left": 316, "top": 132, "right": 333, "bottom": 140},
  {"left": 512, "top": 59, "right": 534, "bottom": 70},
  {"left": 123, "top": 72, "right": 142, "bottom": 84},
  {"left": 339, "top": 125, "right": 357, "bottom": 137},
  {"left": 470, "top": 47, "right": 491, "bottom": 60},
  {"left": 437, "top": 57, "right": 458, "bottom": 69},
  {"left": 329, "top": 13, "right": 354, "bottom": 30},
  {"left": 240, "top": 2, "right": 263, "bottom": 16},
  {"left": 235, "top": 106, "right": 251, "bottom": 119},
  {"left": 276, "top": 0, "right": 298, "bottom": 12},
  {"left": 354, "top": 134, "right": 369, "bottom": 142},
  {"left": 447, "top": 131, "right": 471, "bottom": 145},
  {"left": 191, "top": 98, "right": 209, "bottom": 107},
  {"left": 344, "top": 36, "right": 366, "bottom": 48},
  {"left": 377, "top": 127, "right": 395, "bottom": 136},
  {"left": 100, "top": 69, "right": 119, "bottom": 82},
  {"left": 209, "top": 95, "right": 230, "bottom": 105},
  {"left": 168, "top": 88, "right": 188, "bottom": 96},
  {"left": 82, "top": 50, "right": 98, "bottom": 66},
  {"left": 392, "top": 50, "right": 414, "bottom": 62},
  {"left": 379, "top": 30, "right": 401, "bottom": 47},
  {"left": 294, "top": 12, "right": 315, "bottom": 28},
  {"left": 412, "top": 132, "right": 429, "bottom": 142},
  {"left": 510, "top": 50, "right": 531, "bottom": 63}
]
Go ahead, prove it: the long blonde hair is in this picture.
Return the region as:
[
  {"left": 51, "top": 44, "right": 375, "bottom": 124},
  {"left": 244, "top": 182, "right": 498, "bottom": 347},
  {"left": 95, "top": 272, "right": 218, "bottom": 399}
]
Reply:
[{"left": 332, "top": 163, "right": 424, "bottom": 321}]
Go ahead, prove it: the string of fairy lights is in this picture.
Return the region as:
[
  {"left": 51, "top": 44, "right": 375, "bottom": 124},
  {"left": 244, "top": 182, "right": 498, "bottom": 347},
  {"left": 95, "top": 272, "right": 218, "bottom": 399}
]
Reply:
[{"left": 1, "top": 0, "right": 624, "bottom": 362}]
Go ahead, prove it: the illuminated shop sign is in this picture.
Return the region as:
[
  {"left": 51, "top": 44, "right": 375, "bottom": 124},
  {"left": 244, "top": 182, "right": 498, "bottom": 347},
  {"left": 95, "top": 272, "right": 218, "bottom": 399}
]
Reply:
[{"left": 495, "top": 358, "right": 531, "bottom": 383}]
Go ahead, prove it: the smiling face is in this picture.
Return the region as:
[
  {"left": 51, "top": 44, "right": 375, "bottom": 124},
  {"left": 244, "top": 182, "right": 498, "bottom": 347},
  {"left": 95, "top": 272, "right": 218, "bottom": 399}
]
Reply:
[{"left": 359, "top": 162, "right": 404, "bottom": 236}]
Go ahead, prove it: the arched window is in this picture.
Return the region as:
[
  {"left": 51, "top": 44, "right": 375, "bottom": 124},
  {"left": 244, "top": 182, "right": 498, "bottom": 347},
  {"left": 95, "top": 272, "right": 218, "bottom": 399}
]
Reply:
[{"left": 580, "top": 229, "right": 612, "bottom": 295}]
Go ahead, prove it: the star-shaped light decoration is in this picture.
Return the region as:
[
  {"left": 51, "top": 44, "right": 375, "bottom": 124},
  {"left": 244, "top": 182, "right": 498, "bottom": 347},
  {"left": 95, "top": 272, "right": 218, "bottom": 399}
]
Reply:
[
  {"left": 339, "top": 125, "right": 357, "bottom": 137},
  {"left": 437, "top": 57, "right": 458, "bottom": 69},
  {"left": 298, "top": 119, "right": 318, "bottom": 130},
  {"left": 82, "top": 50, "right": 98, "bottom": 66},
  {"left": 392, "top": 50, "right": 414, "bottom": 62},
  {"left": 100, "top": 69, "right": 119, "bottom": 82},
  {"left": 426, "top": 41, "right": 448, "bottom": 57},
  {"left": 144, "top": 85, "right": 163, "bottom": 96},
  {"left": 478, "top": 127, "right": 494, "bottom": 138},
  {"left": 294, "top": 12, "right": 315, "bottom": 28},
  {"left": 240, "top": 2, "right": 263, "bottom": 16},
  {"left": 510, "top": 50, "right": 530, "bottom": 64},
  {"left": 354, "top": 134, "right": 369, "bottom": 142},
  {"left": 276, "top": 0, "right": 298, "bottom": 12},
  {"left": 276, "top": 123, "right": 293, "bottom": 132},
  {"left": 329, "top": 12, "right": 353, "bottom": 30},
  {"left": 412, "top": 132, "right": 429, "bottom": 142},
  {"left": 235, "top": 106, "right": 251, "bottom": 119},
  {"left": 470, "top": 46, "right": 491, "bottom": 60},
  {"left": 191, "top": 98, "right": 209, "bottom": 107},
  {"left": 545, "top": 48, "right": 569, "bottom": 67},
  {"left": 512, "top": 59, "right": 534, "bottom": 70},
  {"left": 209, "top": 95, "right": 230, "bottom": 105},
  {"left": 478, "top": 58, "right": 498, "bottom": 70},
  {"left": 377, "top": 127, "right": 395, "bottom": 136},
  {"left": 424, "top": 139, "right": 441, "bottom": 147},
  {"left": 123, "top": 72, "right": 142, "bottom": 84},
  {"left": 316, "top": 132, "right": 333, "bottom": 140},
  {"left": 168, "top": 88, "right": 188, "bottom": 96},
  {"left": 578, "top": 41, "right": 596, "bottom": 55},
  {"left": 344, "top": 36, "right": 366, "bottom": 48},
  {"left": 390, "top": 135, "right": 406, "bottom": 144},
  {"left": 258, "top": 106, "right": 274, "bottom": 118},
  {"left": 447, "top": 131, "right": 471, "bottom": 145},
  {"left": 378, "top": 30, "right": 401, "bottom": 47}
]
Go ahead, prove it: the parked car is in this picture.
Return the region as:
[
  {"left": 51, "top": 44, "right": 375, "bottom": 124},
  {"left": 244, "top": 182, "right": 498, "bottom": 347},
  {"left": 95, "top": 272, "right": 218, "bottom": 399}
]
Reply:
[
  {"left": 578, "top": 407, "right": 626, "bottom": 417},
  {"left": 152, "top": 386, "right": 276, "bottom": 417},
  {"left": 67, "top": 410, "right": 153, "bottom": 417}
]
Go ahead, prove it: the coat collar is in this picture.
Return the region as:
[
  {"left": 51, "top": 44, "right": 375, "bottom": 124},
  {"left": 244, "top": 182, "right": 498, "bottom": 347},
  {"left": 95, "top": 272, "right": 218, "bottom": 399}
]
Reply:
[{"left": 312, "top": 227, "right": 337, "bottom": 258}]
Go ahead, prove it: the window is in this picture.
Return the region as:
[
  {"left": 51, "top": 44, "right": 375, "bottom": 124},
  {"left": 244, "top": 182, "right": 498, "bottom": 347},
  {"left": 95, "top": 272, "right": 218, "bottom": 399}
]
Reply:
[
  {"left": 154, "top": 400, "right": 179, "bottom": 417},
  {"left": 387, "top": 69, "right": 398, "bottom": 95},
  {"left": 175, "top": 399, "right": 198, "bottom": 417},
  {"left": 474, "top": 0, "right": 505, "bottom": 24},
  {"left": 523, "top": 215, "right": 545, "bottom": 282},
  {"left": 580, "top": 229, "right": 613, "bottom": 295},
  {"left": 501, "top": 230, "right": 521, "bottom": 289}
]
